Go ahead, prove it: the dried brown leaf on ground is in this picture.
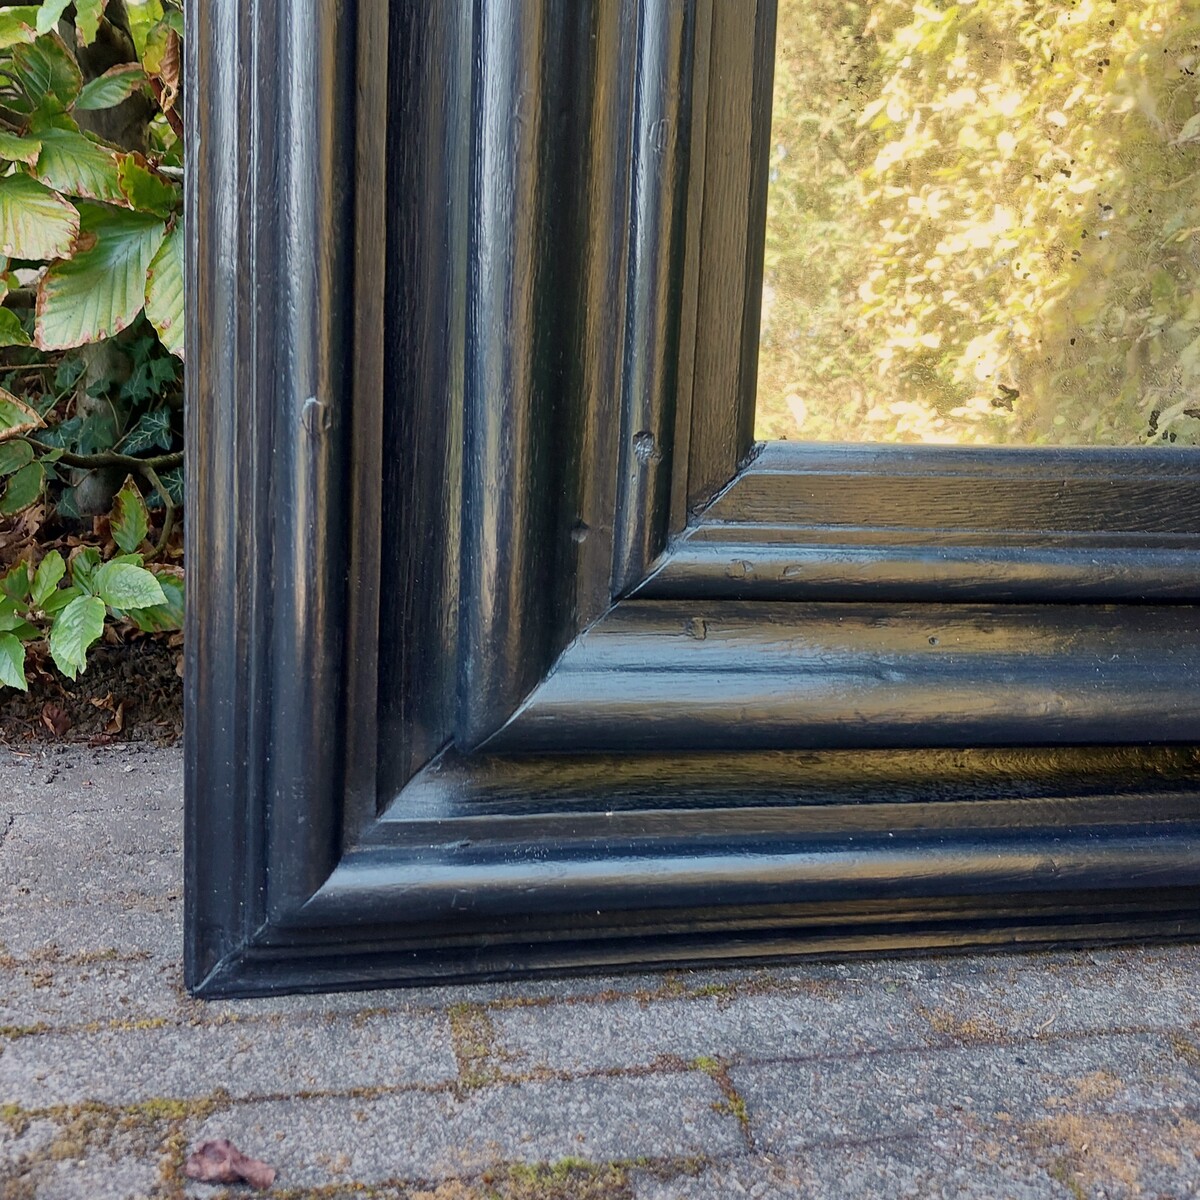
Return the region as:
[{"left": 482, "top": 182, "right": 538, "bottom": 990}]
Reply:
[
  {"left": 40, "top": 701, "right": 71, "bottom": 737},
  {"left": 184, "top": 1139, "right": 277, "bottom": 1190}
]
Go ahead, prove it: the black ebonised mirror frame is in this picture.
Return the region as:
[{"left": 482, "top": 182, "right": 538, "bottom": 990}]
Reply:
[{"left": 185, "top": 0, "right": 1200, "bottom": 997}]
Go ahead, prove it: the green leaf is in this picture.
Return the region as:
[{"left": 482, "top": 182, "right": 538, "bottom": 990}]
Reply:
[
  {"left": 0, "top": 7, "right": 39, "bottom": 51},
  {"left": 0, "top": 389, "right": 41, "bottom": 440},
  {"left": 35, "top": 203, "right": 165, "bottom": 349},
  {"left": 73, "top": 0, "right": 108, "bottom": 46},
  {"left": 118, "top": 155, "right": 177, "bottom": 218},
  {"left": 93, "top": 561, "right": 165, "bottom": 609},
  {"left": 0, "top": 461, "right": 42, "bottom": 513},
  {"left": 1, "top": 562, "right": 30, "bottom": 604},
  {"left": 0, "top": 173, "right": 80, "bottom": 260},
  {"left": 144, "top": 223, "right": 182, "bottom": 357},
  {"left": 70, "top": 546, "right": 100, "bottom": 593},
  {"left": 119, "top": 407, "right": 172, "bottom": 454},
  {"left": 0, "top": 309, "right": 31, "bottom": 348},
  {"left": 53, "top": 354, "right": 85, "bottom": 391},
  {"left": 35, "top": 0, "right": 71, "bottom": 35},
  {"left": 48, "top": 593, "right": 104, "bottom": 679},
  {"left": 0, "top": 440, "right": 33, "bottom": 477},
  {"left": 110, "top": 476, "right": 148, "bottom": 552},
  {"left": 0, "top": 132, "right": 43, "bottom": 166},
  {"left": 0, "top": 632, "right": 27, "bottom": 690},
  {"left": 8, "top": 33, "right": 82, "bottom": 113},
  {"left": 127, "top": 570, "right": 182, "bottom": 632},
  {"left": 30, "top": 548, "right": 65, "bottom": 607},
  {"left": 41, "top": 582, "right": 79, "bottom": 614},
  {"left": 35, "top": 125, "right": 124, "bottom": 204},
  {"left": 119, "top": 345, "right": 175, "bottom": 403},
  {"left": 76, "top": 62, "right": 145, "bottom": 111},
  {"left": 156, "top": 465, "right": 182, "bottom": 506},
  {"left": 143, "top": 15, "right": 182, "bottom": 75},
  {"left": 0, "top": 601, "right": 34, "bottom": 640}
]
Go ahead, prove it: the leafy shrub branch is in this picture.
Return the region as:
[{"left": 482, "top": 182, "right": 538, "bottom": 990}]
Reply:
[{"left": 0, "top": 0, "right": 183, "bottom": 691}]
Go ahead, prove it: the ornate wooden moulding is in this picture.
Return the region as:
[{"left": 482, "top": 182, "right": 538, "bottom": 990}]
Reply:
[{"left": 185, "top": 0, "right": 1200, "bottom": 996}]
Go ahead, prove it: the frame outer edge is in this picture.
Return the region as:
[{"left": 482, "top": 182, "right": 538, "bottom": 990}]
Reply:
[{"left": 185, "top": 0, "right": 269, "bottom": 985}]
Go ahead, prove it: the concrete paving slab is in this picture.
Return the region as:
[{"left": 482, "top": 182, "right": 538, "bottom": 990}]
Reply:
[
  {"left": 2, "top": 743, "right": 1200, "bottom": 1198},
  {"left": 731, "top": 1032, "right": 1200, "bottom": 1153},
  {"left": 182, "top": 1072, "right": 740, "bottom": 1192},
  {"left": 0, "top": 1009, "right": 458, "bottom": 1107},
  {"left": 491, "top": 984, "right": 937, "bottom": 1076}
]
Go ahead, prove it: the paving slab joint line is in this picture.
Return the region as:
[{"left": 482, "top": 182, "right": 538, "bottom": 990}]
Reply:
[
  {"left": 911, "top": 997, "right": 1011, "bottom": 1045},
  {"left": 691, "top": 1056, "right": 755, "bottom": 1151},
  {"left": 156, "top": 1152, "right": 715, "bottom": 1200},
  {"left": 0, "top": 1092, "right": 230, "bottom": 1198},
  {"left": 1169, "top": 1030, "right": 1200, "bottom": 1069},
  {"left": 447, "top": 1000, "right": 526, "bottom": 1091}
]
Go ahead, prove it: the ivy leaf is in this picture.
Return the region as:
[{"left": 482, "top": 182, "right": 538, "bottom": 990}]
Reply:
[
  {"left": 36, "top": 203, "right": 165, "bottom": 349},
  {"left": 8, "top": 33, "right": 82, "bottom": 113},
  {"left": 93, "top": 561, "right": 165, "bottom": 609},
  {"left": 127, "top": 570, "right": 182, "bottom": 632},
  {"left": 0, "top": 632, "right": 27, "bottom": 691},
  {"left": 0, "top": 132, "right": 43, "bottom": 166},
  {"left": 145, "top": 223, "right": 183, "bottom": 357},
  {"left": 35, "top": 0, "right": 72, "bottom": 35},
  {"left": 0, "top": 461, "right": 43, "bottom": 513},
  {"left": 0, "top": 309, "right": 31, "bottom": 348},
  {"left": 48, "top": 593, "right": 105, "bottom": 679},
  {"left": 0, "top": 389, "right": 41, "bottom": 441},
  {"left": 0, "top": 8, "right": 39, "bottom": 51},
  {"left": 35, "top": 124, "right": 125, "bottom": 204},
  {"left": 157, "top": 465, "right": 182, "bottom": 506},
  {"left": 0, "top": 441, "right": 33, "bottom": 477},
  {"left": 48, "top": 365, "right": 80, "bottom": 402},
  {"left": 73, "top": 0, "right": 109, "bottom": 46},
  {"left": 0, "top": 174, "right": 80, "bottom": 260},
  {"left": 76, "top": 62, "right": 145, "bottom": 111},
  {"left": 110, "top": 476, "right": 149, "bottom": 553},
  {"left": 30, "top": 549, "right": 65, "bottom": 607},
  {"left": 119, "top": 407, "right": 172, "bottom": 454}
]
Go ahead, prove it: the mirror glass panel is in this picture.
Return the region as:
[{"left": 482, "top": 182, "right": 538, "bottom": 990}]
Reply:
[{"left": 756, "top": 0, "right": 1200, "bottom": 445}]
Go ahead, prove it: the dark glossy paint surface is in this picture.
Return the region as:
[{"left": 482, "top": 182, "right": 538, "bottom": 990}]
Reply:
[
  {"left": 684, "top": 0, "right": 774, "bottom": 508},
  {"left": 373, "top": 2, "right": 472, "bottom": 801},
  {"left": 488, "top": 601, "right": 1200, "bottom": 752},
  {"left": 186, "top": 0, "right": 1200, "bottom": 998},
  {"left": 640, "top": 440, "right": 1200, "bottom": 600}
]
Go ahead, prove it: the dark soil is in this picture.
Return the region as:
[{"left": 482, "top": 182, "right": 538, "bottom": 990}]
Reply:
[{"left": 0, "top": 638, "right": 183, "bottom": 746}]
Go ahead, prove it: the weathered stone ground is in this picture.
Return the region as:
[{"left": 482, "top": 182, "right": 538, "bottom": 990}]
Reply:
[{"left": 3, "top": 746, "right": 1200, "bottom": 1199}]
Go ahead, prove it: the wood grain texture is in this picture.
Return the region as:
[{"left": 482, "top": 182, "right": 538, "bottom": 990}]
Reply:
[
  {"left": 298, "top": 800, "right": 1200, "bottom": 925},
  {"left": 612, "top": 0, "right": 698, "bottom": 591},
  {"left": 185, "top": 0, "right": 357, "bottom": 975},
  {"left": 386, "top": 744, "right": 1200, "bottom": 821},
  {"left": 684, "top": 0, "right": 774, "bottom": 510},
  {"left": 373, "top": 2, "right": 471, "bottom": 800},
  {"left": 488, "top": 600, "right": 1200, "bottom": 752},
  {"left": 187, "top": 0, "right": 1200, "bottom": 999},
  {"left": 640, "top": 441, "right": 1200, "bottom": 600}
]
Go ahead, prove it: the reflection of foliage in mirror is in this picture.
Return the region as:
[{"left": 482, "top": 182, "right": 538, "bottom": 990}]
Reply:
[{"left": 757, "top": 0, "right": 1200, "bottom": 446}]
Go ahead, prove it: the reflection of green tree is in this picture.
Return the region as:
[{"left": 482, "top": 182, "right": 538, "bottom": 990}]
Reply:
[{"left": 757, "top": 0, "right": 1200, "bottom": 446}]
